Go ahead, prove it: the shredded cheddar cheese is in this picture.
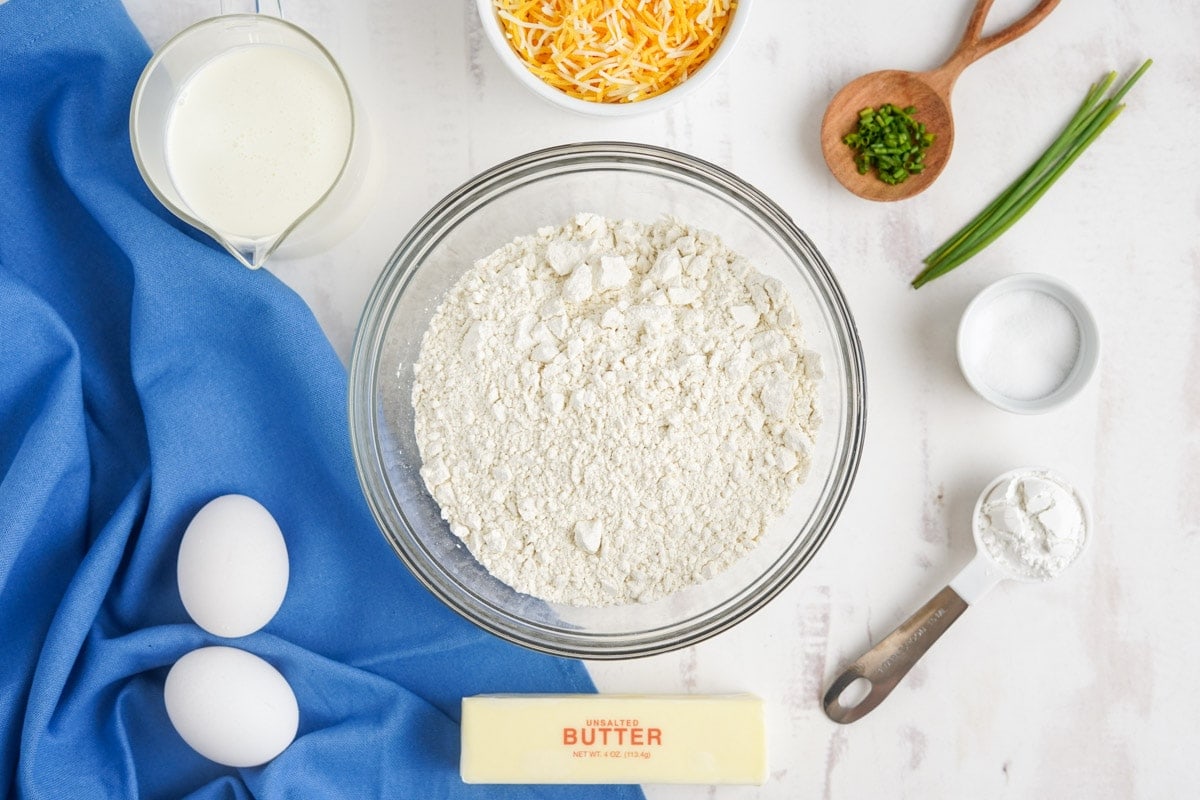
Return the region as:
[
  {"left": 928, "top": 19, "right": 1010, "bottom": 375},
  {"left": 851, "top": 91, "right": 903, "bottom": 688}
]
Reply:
[{"left": 494, "top": 0, "right": 736, "bottom": 104}]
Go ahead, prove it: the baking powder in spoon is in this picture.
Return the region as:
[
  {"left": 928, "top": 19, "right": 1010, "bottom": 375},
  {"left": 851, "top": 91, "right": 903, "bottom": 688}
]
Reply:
[{"left": 976, "top": 469, "right": 1087, "bottom": 580}]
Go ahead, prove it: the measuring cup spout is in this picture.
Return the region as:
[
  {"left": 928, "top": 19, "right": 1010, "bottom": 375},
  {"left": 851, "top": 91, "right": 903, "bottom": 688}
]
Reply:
[{"left": 219, "top": 233, "right": 284, "bottom": 270}]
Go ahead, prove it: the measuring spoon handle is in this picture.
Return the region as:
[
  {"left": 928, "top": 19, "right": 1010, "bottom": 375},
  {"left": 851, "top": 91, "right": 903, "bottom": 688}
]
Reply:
[
  {"left": 929, "top": 0, "right": 1062, "bottom": 94},
  {"left": 822, "top": 586, "right": 968, "bottom": 724},
  {"left": 823, "top": 555, "right": 1002, "bottom": 723}
]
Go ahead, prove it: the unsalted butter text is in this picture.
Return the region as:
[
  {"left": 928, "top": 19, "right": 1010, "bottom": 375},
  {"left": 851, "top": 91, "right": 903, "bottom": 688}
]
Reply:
[{"left": 562, "top": 725, "right": 662, "bottom": 746}]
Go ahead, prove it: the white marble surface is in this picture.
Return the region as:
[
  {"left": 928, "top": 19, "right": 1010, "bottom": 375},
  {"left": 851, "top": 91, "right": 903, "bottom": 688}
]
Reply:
[{"left": 124, "top": 0, "right": 1200, "bottom": 796}]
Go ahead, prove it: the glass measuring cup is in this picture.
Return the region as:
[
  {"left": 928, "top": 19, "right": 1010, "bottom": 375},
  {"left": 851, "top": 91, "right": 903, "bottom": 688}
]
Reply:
[
  {"left": 822, "top": 467, "right": 1090, "bottom": 723},
  {"left": 129, "top": 0, "right": 374, "bottom": 269}
]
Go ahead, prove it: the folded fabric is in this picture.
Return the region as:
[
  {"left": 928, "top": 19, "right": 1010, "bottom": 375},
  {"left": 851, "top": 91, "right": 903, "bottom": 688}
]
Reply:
[{"left": 0, "top": 1, "right": 645, "bottom": 798}]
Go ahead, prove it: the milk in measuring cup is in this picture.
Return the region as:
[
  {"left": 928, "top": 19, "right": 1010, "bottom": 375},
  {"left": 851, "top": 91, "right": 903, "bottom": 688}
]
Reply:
[{"left": 165, "top": 44, "right": 352, "bottom": 240}]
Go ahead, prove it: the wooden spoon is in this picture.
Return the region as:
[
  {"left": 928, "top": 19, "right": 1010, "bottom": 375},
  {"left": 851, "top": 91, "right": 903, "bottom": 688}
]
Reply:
[{"left": 820, "top": 0, "right": 1061, "bottom": 202}]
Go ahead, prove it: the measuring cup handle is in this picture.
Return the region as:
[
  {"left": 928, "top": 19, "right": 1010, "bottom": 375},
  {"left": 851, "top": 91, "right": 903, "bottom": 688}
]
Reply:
[
  {"left": 822, "top": 585, "right": 968, "bottom": 724},
  {"left": 219, "top": 0, "right": 284, "bottom": 18},
  {"left": 930, "top": 0, "right": 1061, "bottom": 94}
]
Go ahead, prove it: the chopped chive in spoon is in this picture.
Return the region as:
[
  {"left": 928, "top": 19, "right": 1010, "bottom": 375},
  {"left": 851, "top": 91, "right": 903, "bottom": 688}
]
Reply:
[
  {"left": 912, "top": 59, "right": 1152, "bottom": 290},
  {"left": 842, "top": 103, "right": 935, "bottom": 186}
]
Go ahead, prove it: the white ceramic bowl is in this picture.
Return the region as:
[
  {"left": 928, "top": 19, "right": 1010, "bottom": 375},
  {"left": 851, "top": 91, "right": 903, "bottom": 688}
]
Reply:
[
  {"left": 956, "top": 273, "right": 1100, "bottom": 414},
  {"left": 475, "top": 0, "right": 751, "bottom": 117}
]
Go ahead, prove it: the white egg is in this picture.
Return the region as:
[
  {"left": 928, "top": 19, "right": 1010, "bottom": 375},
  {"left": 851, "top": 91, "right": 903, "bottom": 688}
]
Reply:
[
  {"left": 178, "top": 494, "right": 289, "bottom": 637},
  {"left": 165, "top": 646, "right": 299, "bottom": 767}
]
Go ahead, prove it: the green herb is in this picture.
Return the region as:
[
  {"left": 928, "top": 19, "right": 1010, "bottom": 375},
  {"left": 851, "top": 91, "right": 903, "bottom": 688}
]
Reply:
[
  {"left": 842, "top": 104, "right": 935, "bottom": 185},
  {"left": 912, "top": 59, "right": 1152, "bottom": 289}
]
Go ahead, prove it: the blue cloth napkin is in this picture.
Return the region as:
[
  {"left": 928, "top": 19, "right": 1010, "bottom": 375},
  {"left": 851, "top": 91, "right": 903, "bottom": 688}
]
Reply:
[{"left": 0, "top": 1, "right": 646, "bottom": 798}]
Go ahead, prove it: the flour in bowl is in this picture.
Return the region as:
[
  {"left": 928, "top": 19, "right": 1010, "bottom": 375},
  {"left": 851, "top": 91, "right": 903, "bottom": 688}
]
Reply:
[{"left": 411, "top": 213, "right": 821, "bottom": 606}]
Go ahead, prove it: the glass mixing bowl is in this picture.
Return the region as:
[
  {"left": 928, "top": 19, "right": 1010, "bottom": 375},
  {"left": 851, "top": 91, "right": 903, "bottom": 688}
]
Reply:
[{"left": 349, "top": 142, "right": 865, "bottom": 659}]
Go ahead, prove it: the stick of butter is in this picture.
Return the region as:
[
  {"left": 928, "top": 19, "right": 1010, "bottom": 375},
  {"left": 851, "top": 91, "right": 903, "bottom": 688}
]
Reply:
[{"left": 460, "top": 694, "right": 766, "bottom": 785}]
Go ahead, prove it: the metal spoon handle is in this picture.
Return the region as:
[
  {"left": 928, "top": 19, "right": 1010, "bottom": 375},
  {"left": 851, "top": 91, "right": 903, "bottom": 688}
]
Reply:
[{"left": 822, "top": 586, "right": 968, "bottom": 724}]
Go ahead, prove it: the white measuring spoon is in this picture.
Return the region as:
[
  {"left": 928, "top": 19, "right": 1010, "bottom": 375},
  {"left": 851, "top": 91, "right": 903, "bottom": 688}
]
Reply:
[{"left": 822, "top": 468, "right": 1089, "bottom": 724}]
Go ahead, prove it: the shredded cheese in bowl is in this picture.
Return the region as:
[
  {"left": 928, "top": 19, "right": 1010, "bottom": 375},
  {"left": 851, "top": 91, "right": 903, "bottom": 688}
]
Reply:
[{"left": 493, "top": 0, "right": 737, "bottom": 104}]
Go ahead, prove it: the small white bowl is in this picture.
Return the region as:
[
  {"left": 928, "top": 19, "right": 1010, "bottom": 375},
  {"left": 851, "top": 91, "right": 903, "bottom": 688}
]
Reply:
[
  {"left": 956, "top": 273, "right": 1100, "bottom": 414},
  {"left": 475, "top": 0, "right": 751, "bottom": 117}
]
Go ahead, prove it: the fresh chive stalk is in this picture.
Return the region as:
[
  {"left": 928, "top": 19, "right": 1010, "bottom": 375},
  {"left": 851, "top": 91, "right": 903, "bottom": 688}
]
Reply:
[{"left": 912, "top": 59, "right": 1152, "bottom": 290}]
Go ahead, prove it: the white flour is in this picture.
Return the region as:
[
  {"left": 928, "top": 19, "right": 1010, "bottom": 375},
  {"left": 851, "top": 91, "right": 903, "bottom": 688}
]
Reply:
[
  {"left": 411, "top": 214, "right": 821, "bottom": 606},
  {"left": 977, "top": 470, "right": 1087, "bottom": 580}
]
